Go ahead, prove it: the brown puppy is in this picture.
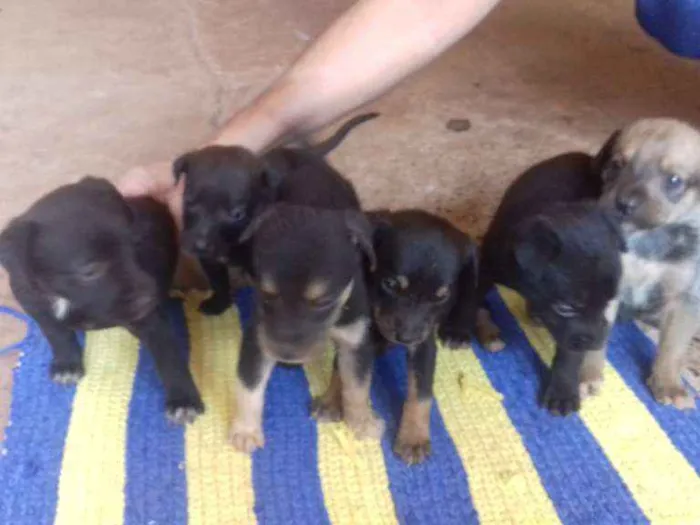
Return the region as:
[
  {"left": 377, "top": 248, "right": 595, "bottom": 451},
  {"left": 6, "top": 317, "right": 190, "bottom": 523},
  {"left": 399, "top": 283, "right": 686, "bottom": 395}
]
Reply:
[{"left": 596, "top": 118, "right": 700, "bottom": 409}]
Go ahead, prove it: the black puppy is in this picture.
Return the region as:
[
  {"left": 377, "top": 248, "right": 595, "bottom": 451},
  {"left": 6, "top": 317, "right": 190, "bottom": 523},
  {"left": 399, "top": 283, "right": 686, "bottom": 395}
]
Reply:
[
  {"left": 368, "top": 209, "right": 478, "bottom": 464},
  {"left": 173, "top": 112, "right": 379, "bottom": 316},
  {"left": 478, "top": 153, "right": 626, "bottom": 415},
  {"left": 0, "top": 177, "right": 204, "bottom": 424},
  {"left": 227, "top": 150, "right": 379, "bottom": 452}
]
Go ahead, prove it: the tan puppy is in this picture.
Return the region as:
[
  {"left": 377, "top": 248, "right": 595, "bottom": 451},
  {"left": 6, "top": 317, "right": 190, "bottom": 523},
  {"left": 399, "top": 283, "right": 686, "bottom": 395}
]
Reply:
[{"left": 595, "top": 118, "right": 700, "bottom": 409}]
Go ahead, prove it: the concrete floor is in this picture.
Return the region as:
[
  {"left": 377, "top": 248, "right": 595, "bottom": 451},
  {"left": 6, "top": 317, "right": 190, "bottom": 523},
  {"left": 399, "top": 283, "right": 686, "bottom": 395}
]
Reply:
[{"left": 1, "top": 0, "right": 699, "bottom": 439}]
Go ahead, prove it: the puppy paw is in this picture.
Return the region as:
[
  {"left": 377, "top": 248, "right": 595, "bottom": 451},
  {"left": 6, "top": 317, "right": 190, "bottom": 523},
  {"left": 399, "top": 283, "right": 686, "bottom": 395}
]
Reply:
[
  {"left": 438, "top": 324, "right": 472, "bottom": 350},
  {"left": 311, "top": 396, "right": 343, "bottom": 422},
  {"left": 579, "top": 379, "right": 603, "bottom": 400},
  {"left": 166, "top": 394, "right": 205, "bottom": 425},
  {"left": 394, "top": 436, "right": 431, "bottom": 465},
  {"left": 476, "top": 310, "right": 505, "bottom": 352},
  {"left": 229, "top": 421, "right": 265, "bottom": 454},
  {"left": 346, "top": 411, "right": 385, "bottom": 440},
  {"left": 198, "top": 295, "right": 231, "bottom": 316},
  {"left": 648, "top": 375, "right": 696, "bottom": 410},
  {"left": 50, "top": 361, "right": 85, "bottom": 385},
  {"left": 542, "top": 381, "right": 581, "bottom": 416}
]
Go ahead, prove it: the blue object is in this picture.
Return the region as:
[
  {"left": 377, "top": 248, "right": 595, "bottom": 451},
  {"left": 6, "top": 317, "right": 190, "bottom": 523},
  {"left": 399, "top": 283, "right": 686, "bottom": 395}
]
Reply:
[{"left": 637, "top": 0, "right": 700, "bottom": 58}]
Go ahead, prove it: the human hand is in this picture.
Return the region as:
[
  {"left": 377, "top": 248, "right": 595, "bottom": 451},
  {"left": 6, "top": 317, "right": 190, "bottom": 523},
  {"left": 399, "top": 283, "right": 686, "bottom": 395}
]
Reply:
[{"left": 115, "top": 161, "right": 184, "bottom": 230}]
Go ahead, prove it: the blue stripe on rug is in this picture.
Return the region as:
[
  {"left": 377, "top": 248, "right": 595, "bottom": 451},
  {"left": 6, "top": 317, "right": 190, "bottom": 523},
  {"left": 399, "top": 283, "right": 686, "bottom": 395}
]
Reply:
[
  {"left": 0, "top": 323, "right": 79, "bottom": 525},
  {"left": 606, "top": 322, "right": 700, "bottom": 475},
  {"left": 235, "top": 290, "right": 332, "bottom": 525},
  {"left": 479, "top": 291, "right": 648, "bottom": 525},
  {"left": 372, "top": 346, "right": 477, "bottom": 525},
  {"left": 124, "top": 300, "right": 189, "bottom": 525}
]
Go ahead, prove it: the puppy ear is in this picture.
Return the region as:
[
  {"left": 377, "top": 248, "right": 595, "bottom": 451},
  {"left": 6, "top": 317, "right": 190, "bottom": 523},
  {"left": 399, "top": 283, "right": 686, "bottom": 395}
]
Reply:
[
  {"left": 0, "top": 219, "right": 36, "bottom": 270},
  {"left": 172, "top": 151, "right": 192, "bottom": 183},
  {"left": 344, "top": 210, "right": 377, "bottom": 272},
  {"left": 514, "top": 216, "right": 562, "bottom": 272},
  {"left": 366, "top": 210, "right": 392, "bottom": 245},
  {"left": 591, "top": 129, "right": 621, "bottom": 175}
]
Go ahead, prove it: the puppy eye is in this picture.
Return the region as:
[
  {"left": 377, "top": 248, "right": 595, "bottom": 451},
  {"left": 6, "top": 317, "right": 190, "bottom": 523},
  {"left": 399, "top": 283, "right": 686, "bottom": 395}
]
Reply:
[
  {"left": 664, "top": 174, "right": 686, "bottom": 199},
  {"left": 229, "top": 207, "right": 247, "bottom": 222},
  {"left": 552, "top": 302, "right": 577, "bottom": 318},
  {"left": 309, "top": 297, "right": 336, "bottom": 310},
  {"left": 382, "top": 277, "right": 399, "bottom": 293},
  {"left": 78, "top": 262, "right": 107, "bottom": 283}
]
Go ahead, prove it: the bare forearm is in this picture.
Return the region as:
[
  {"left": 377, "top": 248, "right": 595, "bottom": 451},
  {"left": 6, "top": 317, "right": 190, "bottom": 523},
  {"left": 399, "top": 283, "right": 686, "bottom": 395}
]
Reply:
[{"left": 213, "top": 0, "right": 501, "bottom": 151}]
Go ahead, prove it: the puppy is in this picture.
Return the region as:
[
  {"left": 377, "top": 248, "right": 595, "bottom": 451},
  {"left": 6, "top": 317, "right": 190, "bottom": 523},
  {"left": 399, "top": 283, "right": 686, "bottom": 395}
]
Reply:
[
  {"left": 173, "top": 112, "right": 379, "bottom": 316},
  {"left": 478, "top": 153, "right": 626, "bottom": 415},
  {"left": 596, "top": 118, "right": 700, "bottom": 409},
  {"left": 368, "top": 209, "right": 478, "bottom": 464},
  {"left": 0, "top": 177, "right": 204, "bottom": 424}
]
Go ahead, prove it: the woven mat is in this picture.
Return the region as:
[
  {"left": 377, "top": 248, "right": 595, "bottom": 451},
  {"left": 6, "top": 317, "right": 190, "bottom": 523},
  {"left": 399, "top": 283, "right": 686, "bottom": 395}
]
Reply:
[{"left": 0, "top": 287, "right": 699, "bottom": 525}]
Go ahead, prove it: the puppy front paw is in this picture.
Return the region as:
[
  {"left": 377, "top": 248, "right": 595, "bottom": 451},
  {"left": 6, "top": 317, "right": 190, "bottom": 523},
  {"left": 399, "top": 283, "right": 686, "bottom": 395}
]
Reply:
[
  {"left": 648, "top": 374, "right": 696, "bottom": 410},
  {"left": 438, "top": 323, "right": 472, "bottom": 350},
  {"left": 346, "top": 410, "right": 385, "bottom": 440},
  {"left": 311, "top": 396, "right": 343, "bottom": 422},
  {"left": 229, "top": 420, "right": 265, "bottom": 453},
  {"left": 166, "top": 393, "right": 205, "bottom": 425},
  {"left": 476, "top": 309, "right": 505, "bottom": 352},
  {"left": 50, "top": 361, "right": 85, "bottom": 385},
  {"left": 542, "top": 380, "right": 580, "bottom": 416},
  {"left": 198, "top": 294, "right": 231, "bottom": 316},
  {"left": 394, "top": 437, "right": 431, "bottom": 465}
]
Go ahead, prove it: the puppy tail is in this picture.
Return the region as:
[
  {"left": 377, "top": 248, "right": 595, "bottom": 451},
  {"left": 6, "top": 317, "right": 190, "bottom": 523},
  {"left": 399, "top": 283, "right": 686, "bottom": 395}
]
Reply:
[{"left": 311, "top": 112, "right": 380, "bottom": 157}]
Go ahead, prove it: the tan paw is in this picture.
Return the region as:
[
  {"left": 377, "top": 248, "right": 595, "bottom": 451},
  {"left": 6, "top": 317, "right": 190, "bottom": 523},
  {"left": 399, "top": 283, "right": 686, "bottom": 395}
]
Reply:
[
  {"left": 228, "top": 422, "right": 265, "bottom": 453},
  {"left": 648, "top": 375, "right": 696, "bottom": 410},
  {"left": 394, "top": 436, "right": 431, "bottom": 465},
  {"left": 476, "top": 309, "right": 505, "bottom": 352},
  {"left": 311, "top": 396, "right": 343, "bottom": 422},
  {"left": 346, "top": 411, "right": 385, "bottom": 440}
]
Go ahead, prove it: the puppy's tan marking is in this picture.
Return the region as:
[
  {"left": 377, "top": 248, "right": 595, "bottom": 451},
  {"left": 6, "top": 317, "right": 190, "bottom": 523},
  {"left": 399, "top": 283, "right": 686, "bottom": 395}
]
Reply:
[
  {"left": 332, "top": 317, "right": 384, "bottom": 439},
  {"left": 394, "top": 371, "right": 432, "bottom": 464},
  {"left": 579, "top": 298, "right": 618, "bottom": 399},
  {"left": 476, "top": 308, "right": 505, "bottom": 352},
  {"left": 260, "top": 275, "right": 277, "bottom": 295},
  {"left": 229, "top": 356, "right": 274, "bottom": 454},
  {"left": 305, "top": 279, "right": 329, "bottom": 301}
]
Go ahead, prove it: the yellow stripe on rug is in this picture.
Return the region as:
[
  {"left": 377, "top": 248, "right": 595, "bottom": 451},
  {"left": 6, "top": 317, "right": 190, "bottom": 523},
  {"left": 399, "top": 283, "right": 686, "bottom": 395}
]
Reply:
[
  {"left": 54, "top": 328, "right": 139, "bottom": 525},
  {"left": 499, "top": 287, "right": 700, "bottom": 523},
  {"left": 435, "top": 345, "right": 561, "bottom": 525},
  {"left": 183, "top": 298, "right": 257, "bottom": 525},
  {"left": 304, "top": 352, "right": 397, "bottom": 525}
]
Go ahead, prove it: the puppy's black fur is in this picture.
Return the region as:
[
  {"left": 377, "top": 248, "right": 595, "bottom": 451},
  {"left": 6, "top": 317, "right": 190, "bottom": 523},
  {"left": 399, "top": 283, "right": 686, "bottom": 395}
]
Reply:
[
  {"left": 174, "top": 113, "right": 378, "bottom": 316},
  {"left": 227, "top": 131, "right": 384, "bottom": 452},
  {"left": 0, "top": 177, "right": 203, "bottom": 424},
  {"left": 367, "top": 209, "right": 478, "bottom": 463},
  {"left": 478, "top": 153, "right": 625, "bottom": 415}
]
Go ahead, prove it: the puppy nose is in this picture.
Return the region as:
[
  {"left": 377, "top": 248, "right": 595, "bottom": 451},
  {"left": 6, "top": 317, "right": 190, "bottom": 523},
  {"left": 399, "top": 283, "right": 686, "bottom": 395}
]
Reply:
[{"left": 615, "top": 192, "right": 640, "bottom": 216}]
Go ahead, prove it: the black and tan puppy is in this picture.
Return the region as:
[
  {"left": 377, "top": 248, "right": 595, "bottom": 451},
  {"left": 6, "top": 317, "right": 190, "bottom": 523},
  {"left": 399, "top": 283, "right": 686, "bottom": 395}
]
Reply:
[
  {"left": 596, "top": 118, "right": 700, "bottom": 409},
  {"left": 368, "top": 209, "right": 478, "bottom": 464},
  {"left": 173, "top": 113, "right": 378, "bottom": 316},
  {"left": 0, "top": 177, "right": 204, "bottom": 424},
  {"left": 478, "top": 153, "right": 626, "bottom": 415},
  {"left": 222, "top": 133, "right": 381, "bottom": 452}
]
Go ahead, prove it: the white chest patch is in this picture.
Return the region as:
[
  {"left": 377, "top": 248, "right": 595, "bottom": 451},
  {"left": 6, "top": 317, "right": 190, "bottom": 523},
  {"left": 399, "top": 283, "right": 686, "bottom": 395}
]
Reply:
[{"left": 51, "top": 296, "right": 71, "bottom": 321}]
